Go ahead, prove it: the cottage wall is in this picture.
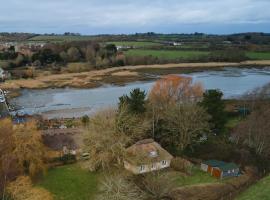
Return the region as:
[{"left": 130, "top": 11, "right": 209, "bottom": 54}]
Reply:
[{"left": 124, "top": 159, "right": 171, "bottom": 174}]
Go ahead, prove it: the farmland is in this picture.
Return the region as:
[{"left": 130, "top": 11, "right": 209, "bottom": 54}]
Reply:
[
  {"left": 125, "top": 49, "right": 210, "bottom": 60},
  {"left": 246, "top": 52, "right": 270, "bottom": 60},
  {"left": 106, "top": 41, "right": 162, "bottom": 47},
  {"left": 28, "top": 35, "right": 97, "bottom": 42}
]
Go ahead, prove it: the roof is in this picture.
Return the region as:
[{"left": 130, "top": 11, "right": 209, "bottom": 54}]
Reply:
[
  {"left": 202, "top": 160, "right": 239, "bottom": 171},
  {"left": 125, "top": 139, "right": 173, "bottom": 165},
  {"left": 202, "top": 160, "right": 226, "bottom": 167},
  {"left": 218, "top": 163, "right": 239, "bottom": 171}
]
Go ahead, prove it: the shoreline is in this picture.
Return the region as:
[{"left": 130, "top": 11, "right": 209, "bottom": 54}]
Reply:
[{"left": 1, "top": 60, "right": 270, "bottom": 92}]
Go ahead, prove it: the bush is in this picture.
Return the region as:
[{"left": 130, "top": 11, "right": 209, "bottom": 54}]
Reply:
[
  {"left": 67, "top": 62, "right": 93, "bottom": 73},
  {"left": 171, "top": 157, "right": 193, "bottom": 175},
  {"left": 7, "top": 176, "right": 53, "bottom": 200}
]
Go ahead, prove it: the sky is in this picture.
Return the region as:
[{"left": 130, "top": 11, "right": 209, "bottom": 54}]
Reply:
[{"left": 0, "top": 0, "right": 269, "bottom": 34}]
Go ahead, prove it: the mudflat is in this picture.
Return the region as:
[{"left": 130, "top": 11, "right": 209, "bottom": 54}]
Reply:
[{"left": 1, "top": 60, "right": 270, "bottom": 90}]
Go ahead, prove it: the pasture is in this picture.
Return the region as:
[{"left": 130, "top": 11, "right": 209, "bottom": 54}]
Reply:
[
  {"left": 246, "top": 52, "right": 270, "bottom": 60},
  {"left": 107, "top": 41, "right": 162, "bottom": 47},
  {"left": 125, "top": 49, "right": 209, "bottom": 60}
]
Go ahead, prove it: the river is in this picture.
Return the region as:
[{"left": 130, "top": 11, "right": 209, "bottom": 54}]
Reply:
[{"left": 10, "top": 67, "right": 270, "bottom": 119}]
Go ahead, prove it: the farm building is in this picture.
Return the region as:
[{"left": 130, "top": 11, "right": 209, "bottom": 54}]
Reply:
[
  {"left": 124, "top": 139, "right": 173, "bottom": 174},
  {"left": 201, "top": 160, "right": 239, "bottom": 179}
]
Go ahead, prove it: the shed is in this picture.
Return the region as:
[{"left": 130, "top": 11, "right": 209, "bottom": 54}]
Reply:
[
  {"left": 217, "top": 163, "right": 239, "bottom": 178},
  {"left": 201, "top": 160, "right": 225, "bottom": 172},
  {"left": 201, "top": 160, "right": 239, "bottom": 179}
]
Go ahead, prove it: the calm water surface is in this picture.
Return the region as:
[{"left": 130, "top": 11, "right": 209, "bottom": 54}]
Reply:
[{"left": 11, "top": 67, "right": 270, "bottom": 118}]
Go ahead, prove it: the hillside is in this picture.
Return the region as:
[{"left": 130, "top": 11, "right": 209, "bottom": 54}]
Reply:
[{"left": 236, "top": 175, "right": 270, "bottom": 200}]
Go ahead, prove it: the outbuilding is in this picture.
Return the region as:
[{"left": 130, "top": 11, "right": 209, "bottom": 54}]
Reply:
[{"left": 201, "top": 160, "right": 239, "bottom": 179}]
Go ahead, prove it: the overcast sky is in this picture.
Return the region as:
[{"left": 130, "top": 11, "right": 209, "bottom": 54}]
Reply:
[{"left": 0, "top": 0, "right": 269, "bottom": 34}]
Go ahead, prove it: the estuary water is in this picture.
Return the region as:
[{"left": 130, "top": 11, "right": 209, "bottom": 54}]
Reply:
[{"left": 11, "top": 67, "right": 270, "bottom": 119}]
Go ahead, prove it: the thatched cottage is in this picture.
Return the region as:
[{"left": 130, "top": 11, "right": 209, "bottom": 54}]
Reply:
[{"left": 124, "top": 139, "right": 173, "bottom": 174}]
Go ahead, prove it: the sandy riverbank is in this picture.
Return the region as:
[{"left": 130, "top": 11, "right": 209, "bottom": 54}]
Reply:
[{"left": 1, "top": 60, "right": 270, "bottom": 90}]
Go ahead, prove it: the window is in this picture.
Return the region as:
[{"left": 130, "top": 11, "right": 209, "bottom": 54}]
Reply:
[
  {"left": 161, "top": 160, "right": 167, "bottom": 166},
  {"left": 140, "top": 165, "right": 145, "bottom": 172},
  {"left": 151, "top": 164, "right": 156, "bottom": 170}
]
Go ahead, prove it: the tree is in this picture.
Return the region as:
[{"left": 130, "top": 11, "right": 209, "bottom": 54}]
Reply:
[
  {"left": 13, "top": 121, "right": 47, "bottom": 177},
  {"left": 148, "top": 75, "right": 204, "bottom": 138},
  {"left": 81, "top": 115, "right": 90, "bottom": 127},
  {"left": 119, "top": 88, "right": 147, "bottom": 114},
  {"left": 0, "top": 119, "right": 18, "bottom": 197},
  {"left": 200, "top": 89, "right": 226, "bottom": 134},
  {"left": 158, "top": 104, "right": 210, "bottom": 154},
  {"left": 14, "top": 54, "right": 25, "bottom": 67},
  {"left": 59, "top": 51, "right": 68, "bottom": 63},
  {"left": 149, "top": 75, "right": 203, "bottom": 110},
  {"left": 97, "top": 174, "right": 145, "bottom": 200},
  {"left": 105, "top": 44, "right": 117, "bottom": 57},
  {"left": 0, "top": 119, "right": 47, "bottom": 197},
  {"left": 85, "top": 45, "right": 96, "bottom": 62},
  {"left": 32, "top": 49, "right": 60, "bottom": 64},
  {"left": 139, "top": 172, "right": 175, "bottom": 200},
  {"left": 67, "top": 47, "right": 81, "bottom": 62},
  {"left": 116, "top": 105, "right": 151, "bottom": 142},
  {"left": 83, "top": 109, "right": 130, "bottom": 171}
]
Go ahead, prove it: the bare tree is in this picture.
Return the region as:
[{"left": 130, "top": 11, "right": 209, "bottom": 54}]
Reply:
[
  {"left": 140, "top": 171, "right": 175, "bottom": 200},
  {"left": 83, "top": 109, "right": 130, "bottom": 171},
  {"left": 96, "top": 174, "right": 146, "bottom": 200},
  {"left": 163, "top": 104, "right": 210, "bottom": 152}
]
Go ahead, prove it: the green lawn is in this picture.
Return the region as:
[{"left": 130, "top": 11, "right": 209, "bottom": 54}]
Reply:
[
  {"left": 246, "top": 52, "right": 270, "bottom": 60},
  {"left": 236, "top": 175, "right": 270, "bottom": 200},
  {"left": 107, "top": 41, "right": 162, "bottom": 47},
  {"left": 37, "top": 165, "right": 99, "bottom": 200},
  {"left": 171, "top": 167, "right": 219, "bottom": 187},
  {"left": 125, "top": 49, "right": 209, "bottom": 60}
]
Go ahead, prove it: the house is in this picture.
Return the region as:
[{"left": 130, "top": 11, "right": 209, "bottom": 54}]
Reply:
[
  {"left": 0, "top": 68, "right": 10, "bottom": 82},
  {"left": 124, "top": 139, "right": 173, "bottom": 174},
  {"left": 0, "top": 68, "right": 5, "bottom": 81},
  {"left": 201, "top": 160, "right": 239, "bottom": 179}
]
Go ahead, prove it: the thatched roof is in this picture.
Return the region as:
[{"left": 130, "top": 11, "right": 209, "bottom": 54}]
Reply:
[{"left": 125, "top": 139, "right": 173, "bottom": 165}]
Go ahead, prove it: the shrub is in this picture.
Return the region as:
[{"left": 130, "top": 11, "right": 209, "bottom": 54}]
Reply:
[
  {"left": 7, "top": 176, "right": 53, "bottom": 200},
  {"left": 171, "top": 157, "right": 193, "bottom": 175},
  {"left": 67, "top": 62, "right": 93, "bottom": 73}
]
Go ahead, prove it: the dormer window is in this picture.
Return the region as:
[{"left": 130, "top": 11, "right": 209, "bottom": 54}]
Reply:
[{"left": 149, "top": 151, "right": 158, "bottom": 157}]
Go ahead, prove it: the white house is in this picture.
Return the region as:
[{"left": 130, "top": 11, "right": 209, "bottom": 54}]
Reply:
[
  {"left": 0, "top": 68, "right": 5, "bottom": 80},
  {"left": 124, "top": 139, "right": 173, "bottom": 174}
]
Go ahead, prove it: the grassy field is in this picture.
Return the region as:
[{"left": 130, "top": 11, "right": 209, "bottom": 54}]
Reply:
[
  {"left": 236, "top": 175, "right": 270, "bottom": 200},
  {"left": 107, "top": 41, "right": 162, "bottom": 47},
  {"left": 37, "top": 165, "right": 99, "bottom": 200},
  {"left": 246, "top": 52, "right": 270, "bottom": 60},
  {"left": 28, "top": 35, "right": 97, "bottom": 42},
  {"left": 173, "top": 167, "right": 219, "bottom": 187},
  {"left": 125, "top": 49, "right": 209, "bottom": 60}
]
